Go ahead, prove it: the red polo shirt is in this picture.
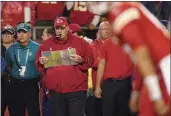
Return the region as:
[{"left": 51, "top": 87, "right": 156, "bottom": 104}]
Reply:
[{"left": 99, "top": 39, "right": 133, "bottom": 79}]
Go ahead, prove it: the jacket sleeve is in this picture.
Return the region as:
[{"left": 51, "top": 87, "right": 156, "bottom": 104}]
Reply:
[
  {"left": 90, "top": 43, "right": 100, "bottom": 69},
  {"left": 5, "top": 47, "right": 13, "bottom": 72},
  {"left": 1, "top": 56, "right": 6, "bottom": 74},
  {"left": 5, "top": 47, "right": 11, "bottom": 66},
  {"left": 35, "top": 45, "right": 44, "bottom": 73},
  {"left": 78, "top": 40, "right": 94, "bottom": 71}
]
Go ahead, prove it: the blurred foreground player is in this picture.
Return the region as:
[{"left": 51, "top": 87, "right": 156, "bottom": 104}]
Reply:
[
  {"left": 88, "top": 2, "right": 170, "bottom": 116},
  {"left": 108, "top": 2, "right": 170, "bottom": 116}
]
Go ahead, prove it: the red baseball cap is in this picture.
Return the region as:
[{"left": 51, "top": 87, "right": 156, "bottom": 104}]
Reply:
[
  {"left": 69, "top": 24, "right": 81, "bottom": 33},
  {"left": 54, "top": 17, "right": 68, "bottom": 27}
]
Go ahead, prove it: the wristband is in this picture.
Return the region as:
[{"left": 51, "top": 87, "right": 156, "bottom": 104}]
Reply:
[{"left": 144, "top": 75, "right": 162, "bottom": 101}]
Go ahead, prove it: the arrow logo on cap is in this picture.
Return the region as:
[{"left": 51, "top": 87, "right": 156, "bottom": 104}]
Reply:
[{"left": 56, "top": 19, "right": 63, "bottom": 23}]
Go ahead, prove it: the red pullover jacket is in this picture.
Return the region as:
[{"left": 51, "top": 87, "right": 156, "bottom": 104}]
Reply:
[{"left": 36, "top": 33, "right": 94, "bottom": 93}]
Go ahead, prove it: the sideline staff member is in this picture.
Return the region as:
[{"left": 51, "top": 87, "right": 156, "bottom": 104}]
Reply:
[
  {"left": 5, "top": 23, "right": 40, "bottom": 116},
  {"left": 95, "top": 36, "right": 134, "bottom": 116},
  {"left": 36, "top": 17, "right": 94, "bottom": 116},
  {"left": 1, "top": 25, "right": 16, "bottom": 116}
]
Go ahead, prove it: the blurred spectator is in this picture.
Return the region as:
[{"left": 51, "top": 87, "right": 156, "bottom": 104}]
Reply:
[
  {"left": 69, "top": 23, "right": 81, "bottom": 35},
  {"left": 66, "top": 2, "right": 100, "bottom": 28},
  {"left": 37, "top": 2, "right": 65, "bottom": 21},
  {"left": 5, "top": 23, "right": 40, "bottom": 116},
  {"left": 1, "top": 25, "right": 16, "bottom": 116},
  {"left": 42, "top": 28, "right": 54, "bottom": 41},
  {"left": 40, "top": 28, "right": 54, "bottom": 116},
  {"left": 36, "top": 17, "right": 94, "bottom": 116},
  {"left": 69, "top": 23, "right": 93, "bottom": 44},
  {"left": 66, "top": 2, "right": 100, "bottom": 39},
  {"left": 1, "top": 2, "right": 36, "bottom": 27}
]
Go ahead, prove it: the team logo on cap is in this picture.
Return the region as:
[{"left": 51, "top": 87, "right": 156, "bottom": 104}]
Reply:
[
  {"left": 19, "top": 23, "right": 25, "bottom": 27},
  {"left": 56, "top": 19, "right": 63, "bottom": 23}
]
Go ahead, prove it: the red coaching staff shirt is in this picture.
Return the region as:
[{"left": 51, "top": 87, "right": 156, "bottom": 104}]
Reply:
[
  {"left": 99, "top": 38, "right": 134, "bottom": 79},
  {"left": 35, "top": 33, "right": 94, "bottom": 93}
]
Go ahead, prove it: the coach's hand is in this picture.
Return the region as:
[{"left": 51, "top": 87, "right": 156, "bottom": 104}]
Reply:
[
  {"left": 39, "top": 56, "right": 49, "bottom": 65},
  {"left": 69, "top": 55, "right": 83, "bottom": 63}
]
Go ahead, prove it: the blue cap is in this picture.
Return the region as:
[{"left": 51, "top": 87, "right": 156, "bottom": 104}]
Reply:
[{"left": 17, "top": 23, "right": 30, "bottom": 32}]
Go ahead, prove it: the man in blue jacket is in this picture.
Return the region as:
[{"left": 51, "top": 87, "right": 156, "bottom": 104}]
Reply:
[{"left": 5, "top": 23, "right": 41, "bottom": 116}]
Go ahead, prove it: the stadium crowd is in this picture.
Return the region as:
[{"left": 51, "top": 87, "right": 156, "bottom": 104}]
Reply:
[{"left": 1, "top": 1, "right": 170, "bottom": 116}]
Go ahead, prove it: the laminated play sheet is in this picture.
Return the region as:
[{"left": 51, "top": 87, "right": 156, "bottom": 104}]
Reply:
[{"left": 41, "top": 48, "right": 78, "bottom": 68}]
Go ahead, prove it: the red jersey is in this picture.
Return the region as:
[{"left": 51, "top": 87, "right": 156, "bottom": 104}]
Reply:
[
  {"left": 37, "top": 2, "right": 65, "bottom": 20},
  {"left": 69, "top": 2, "right": 95, "bottom": 26},
  {"left": 108, "top": 2, "right": 170, "bottom": 65},
  {"left": 108, "top": 3, "right": 170, "bottom": 114},
  {"left": 1, "top": 2, "right": 36, "bottom": 27}
]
